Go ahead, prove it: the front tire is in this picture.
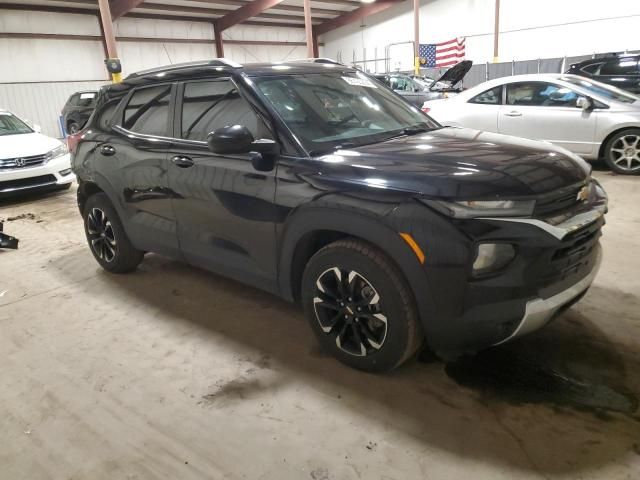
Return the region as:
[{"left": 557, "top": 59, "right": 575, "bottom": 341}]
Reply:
[
  {"left": 603, "top": 128, "right": 640, "bottom": 175},
  {"left": 83, "top": 193, "right": 143, "bottom": 273},
  {"left": 301, "top": 238, "right": 423, "bottom": 372}
]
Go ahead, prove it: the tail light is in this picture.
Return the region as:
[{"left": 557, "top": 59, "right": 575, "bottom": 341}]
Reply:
[
  {"left": 66, "top": 131, "right": 84, "bottom": 155},
  {"left": 421, "top": 106, "right": 431, "bottom": 114}
]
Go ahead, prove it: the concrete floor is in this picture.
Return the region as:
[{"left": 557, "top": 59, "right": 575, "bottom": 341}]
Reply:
[{"left": 1, "top": 169, "right": 639, "bottom": 480}]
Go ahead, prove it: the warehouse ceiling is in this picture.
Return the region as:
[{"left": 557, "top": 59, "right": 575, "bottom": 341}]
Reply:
[{"left": 0, "top": 0, "right": 365, "bottom": 28}]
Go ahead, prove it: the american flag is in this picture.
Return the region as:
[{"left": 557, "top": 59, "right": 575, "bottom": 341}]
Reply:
[{"left": 418, "top": 37, "right": 466, "bottom": 68}]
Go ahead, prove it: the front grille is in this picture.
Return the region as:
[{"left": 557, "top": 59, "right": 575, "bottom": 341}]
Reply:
[
  {"left": 542, "top": 220, "right": 602, "bottom": 287},
  {"left": 0, "top": 174, "right": 57, "bottom": 193},
  {"left": 0, "top": 153, "right": 48, "bottom": 170},
  {"left": 534, "top": 184, "right": 584, "bottom": 217}
]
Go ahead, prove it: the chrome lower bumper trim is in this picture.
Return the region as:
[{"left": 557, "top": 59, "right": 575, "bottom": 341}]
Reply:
[{"left": 495, "top": 243, "right": 602, "bottom": 345}]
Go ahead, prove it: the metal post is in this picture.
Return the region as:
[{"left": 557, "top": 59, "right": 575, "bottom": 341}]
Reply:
[
  {"left": 414, "top": 0, "right": 420, "bottom": 75},
  {"left": 97, "top": 0, "right": 121, "bottom": 83},
  {"left": 493, "top": 0, "right": 500, "bottom": 63},
  {"left": 303, "top": 0, "right": 314, "bottom": 58}
]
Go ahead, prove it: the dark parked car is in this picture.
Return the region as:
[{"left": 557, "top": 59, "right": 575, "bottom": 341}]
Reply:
[
  {"left": 62, "top": 90, "right": 98, "bottom": 134},
  {"left": 567, "top": 55, "right": 640, "bottom": 94},
  {"left": 373, "top": 60, "right": 472, "bottom": 107},
  {"left": 71, "top": 59, "right": 607, "bottom": 372}
]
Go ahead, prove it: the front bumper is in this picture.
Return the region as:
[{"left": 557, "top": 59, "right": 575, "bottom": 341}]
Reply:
[
  {"left": 0, "top": 153, "right": 75, "bottom": 195},
  {"left": 495, "top": 242, "right": 602, "bottom": 345}
]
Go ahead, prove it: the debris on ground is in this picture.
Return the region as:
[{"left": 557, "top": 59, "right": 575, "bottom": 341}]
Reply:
[{"left": 0, "top": 222, "right": 19, "bottom": 249}]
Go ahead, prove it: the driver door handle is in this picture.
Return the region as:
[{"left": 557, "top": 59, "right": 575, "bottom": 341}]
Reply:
[
  {"left": 504, "top": 111, "right": 522, "bottom": 117},
  {"left": 171, "top": 155, "right": 195, "bottom": 168}
]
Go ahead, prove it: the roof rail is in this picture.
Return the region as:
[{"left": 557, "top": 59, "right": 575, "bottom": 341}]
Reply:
[
  {"left": 287, "top": 58, "right": 344, "bottom": 66},
  {"left": 127, "top": 58, "right": 243, "bottom": 79}
]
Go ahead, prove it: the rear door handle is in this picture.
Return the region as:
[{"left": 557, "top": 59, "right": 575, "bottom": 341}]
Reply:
[
  {"left": 100, "top": 145, "right": 116, "bottom": 156},
  {"left": 504, "top": 111, "right": 522, "bottom": 117},
  {"left": 171, "top": 156, "right": 195, "bottom": 168}
]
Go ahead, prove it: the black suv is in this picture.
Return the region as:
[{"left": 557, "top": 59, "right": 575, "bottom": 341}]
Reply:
[
  {"left": 567, "top": 55, "right": 640, "bottom": 94},
  {"left": 72, "top": 59, "right": 607, "bottom": 372},
  {"left": 62, "top": 90, "right": 98, "bottom": 134}
]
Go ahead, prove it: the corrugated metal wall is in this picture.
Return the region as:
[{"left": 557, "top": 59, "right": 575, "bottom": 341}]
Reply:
[{"left": 0, "top": 9, "right": 313, "bottom": 139}]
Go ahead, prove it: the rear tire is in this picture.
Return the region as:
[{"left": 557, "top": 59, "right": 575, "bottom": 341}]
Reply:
[
  {"left": 301, "top": 238, "right": 423, "bottom": 372},
  {"left": 603, "top": 128, "right": 640, "bottom": 175},
  {"left": 83, "top": 193, "right": 143, "bottom": 273}
]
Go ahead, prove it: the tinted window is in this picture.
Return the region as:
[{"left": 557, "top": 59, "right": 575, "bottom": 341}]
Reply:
[
  {"left": 470, "top": 86, "right": 502, "bottom": 104},
  {"left": 506, "top": 82, "right": 579, "bottom": 107},
  {"left": 180, "top": 79, "right": 264, "bottom": 142},
  {"left": 582, "top": 63, "right": 602, "bottom": 74},
  {"left": 600, "top": 58, "right": 639, "bottom": 76},
  {"left": 123, "top": 84, "right": 172, "bottom": 136}
]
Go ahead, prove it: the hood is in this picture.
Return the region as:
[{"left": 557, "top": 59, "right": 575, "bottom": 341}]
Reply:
[
  {"left": 0, "top": 132, "right": 61, "bottom": 160},
  {"left": 431, "top": 60, "right": 472, "bottom": 90},
  {"left": 312, "top": 127, "right": 590, "bottom": 199}
]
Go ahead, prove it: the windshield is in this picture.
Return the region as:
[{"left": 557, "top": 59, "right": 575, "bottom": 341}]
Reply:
[
  {"left": 0, "top": 112, "right": 33, "bottom": 136},
  {"left": 560, "top": 76, "right": 639, "bottom": 103},
  {"left": 253, "top": 71, "right": 438, "bottom": 154}
]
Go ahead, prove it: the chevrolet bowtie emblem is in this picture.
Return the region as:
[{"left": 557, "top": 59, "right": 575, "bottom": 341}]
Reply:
[{"left": 577, "top": 185, "right": 589, "bottom": 202}]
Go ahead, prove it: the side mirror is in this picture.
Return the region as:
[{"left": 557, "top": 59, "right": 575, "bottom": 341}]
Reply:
[
  {"left": 33, "top": 124, "right": 42, "bottom": 133},
  {"left": 206, "top": 125, "right": 279, "bottom": 172},
  {"left": 207, "top": 125, "right": 254, "bottom": 155},
  {"left": 576, "top": 96, "right": 593, "bottom": 110}
]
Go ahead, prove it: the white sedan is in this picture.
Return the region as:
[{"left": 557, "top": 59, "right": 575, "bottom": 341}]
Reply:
[
  {"left": 0, "top": 110, "right": 74, "bottom": 197},
  {"left": 423, "top": 74, "right": 640, "bottom": 175}
]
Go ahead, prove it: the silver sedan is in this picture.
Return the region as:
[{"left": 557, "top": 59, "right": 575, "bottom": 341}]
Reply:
[{"left": 423, "top": 74, "right": 640, "bottom": 175}]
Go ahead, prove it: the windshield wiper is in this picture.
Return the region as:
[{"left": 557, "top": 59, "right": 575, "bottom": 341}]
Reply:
[{"left": 400, "top": 123, "right": 430, "bottom": 135}]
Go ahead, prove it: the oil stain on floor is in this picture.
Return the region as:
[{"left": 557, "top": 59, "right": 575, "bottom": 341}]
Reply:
[{"left": 445, "top": 346, "right": 638, "bottom": 416}]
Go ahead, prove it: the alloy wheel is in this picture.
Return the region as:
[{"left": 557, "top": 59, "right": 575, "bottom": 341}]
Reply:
[
  {"left": 313, "top": 267, "right": 388, "bottom": 356},
  {"left": 610, "top": 134, "right": 640, "bottom": 172},
  {"left": 87, "top": 208, "right": 117, "bottom": 262}
]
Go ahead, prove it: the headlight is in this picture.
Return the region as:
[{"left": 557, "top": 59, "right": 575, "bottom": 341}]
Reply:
[
  {"left": 422, "top": 199, "right": 535, "bottom": 219},
  {"left": 473, "top": 243, "right": 515, "bottom": 276},
  {"left": 45, "top": 144, "right": 68, "bottom": 162}
]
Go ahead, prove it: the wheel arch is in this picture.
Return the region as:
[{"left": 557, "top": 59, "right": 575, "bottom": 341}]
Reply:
[
  {"left": 598, "top": 125, "right": 640, "bottom": 160},
  {"left": 278, "top": 207, "right": 435, "bottom": 335}
]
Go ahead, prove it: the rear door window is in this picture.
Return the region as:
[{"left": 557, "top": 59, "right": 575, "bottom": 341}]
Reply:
[{"left": 122, "top": 84, "right": 172, "bottom": 136}]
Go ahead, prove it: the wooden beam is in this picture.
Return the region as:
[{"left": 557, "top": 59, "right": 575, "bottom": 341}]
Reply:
[
  {"left": 215, "top": 0, "right": 286, "bottom": 32},
  {"left": 314, "top": 0, "right": 404, "bottom": 36},
  {"left": 184, "top": 0, "right": 344, "bottom": 16},
  {"left": 303, "top": 0, "right": 314, "bottom": 57},
  {"left": 97, "top": 0, "right": 118, "bottom": 58},
  {"left": 214, "top": 23, "right": 224, "bottom": 57},
  {"left": 0, "top": 3, "right": 307, "bottom": 28},
  {"left": 110, "top": 0, "right": 145, "bottom": 20},
  {"left": 0, "top": 32, "right": 323, "bottom": 47}
]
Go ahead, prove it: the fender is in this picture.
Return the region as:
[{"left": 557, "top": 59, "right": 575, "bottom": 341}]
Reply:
[{"left": 277, "top": 204, "right": 438, "bottom": 342}]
